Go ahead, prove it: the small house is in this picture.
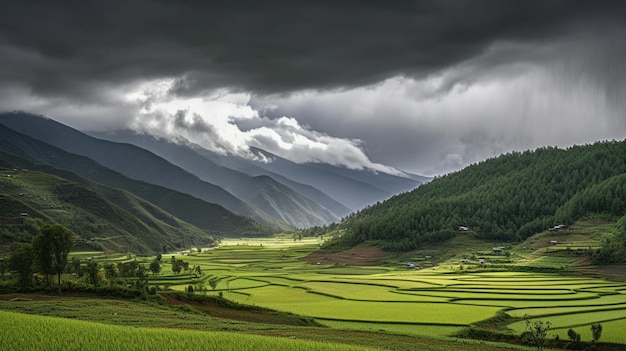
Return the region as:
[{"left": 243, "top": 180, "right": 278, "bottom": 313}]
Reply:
[
  {"left": 550, "top": 240, "right": 558, "bottom": 246},
  {"left": 478, "top": 258, "right": 486, "bottom": 264},
  {"left": 492, "top": 247, "right": 503, "bottom": 254},
  {"left": 457, "top": 226, "right": 470, "bottom": 231}
]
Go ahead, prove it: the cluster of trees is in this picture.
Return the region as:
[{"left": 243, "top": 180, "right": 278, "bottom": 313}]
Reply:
[
  {"left": 171, "top": 257, "right": 189, "bottom": 275},
  {"left": 75, "top": 255, "right": 204, "bottom": 289},
  {"left": 0, "top": 222, "right": 208, "bottom": 294},
  {"left": 1, "top": 223, "right": 171, "bottom": 292},
  {"left": 3, "top": 224, "right": 73, "bottom": 287},
  {"left": 67, "top": 258, "right": 153, "bottom": 291},
  {"left": 323, "top": 141, "right": 626, "bottom": 251},
  {"left": 524, "top": 315, "right": 603, "bottom": 350}
]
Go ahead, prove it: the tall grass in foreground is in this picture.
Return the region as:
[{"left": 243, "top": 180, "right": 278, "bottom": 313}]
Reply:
[{"left": 0, "top": 311, "right": 376, "bottom": 351}]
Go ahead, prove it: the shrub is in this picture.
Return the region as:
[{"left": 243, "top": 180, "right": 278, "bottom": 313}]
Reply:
[{"left": 523, "top": 315, "right": 551, "bottom": 351}]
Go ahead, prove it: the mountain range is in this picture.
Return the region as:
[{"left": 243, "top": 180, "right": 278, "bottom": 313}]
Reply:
[
  {"left": 0, "top": 111, "right": 426, "bottom": 252},
  {"left": 0, "top": 123, "right": 279, "bottom": 253}
]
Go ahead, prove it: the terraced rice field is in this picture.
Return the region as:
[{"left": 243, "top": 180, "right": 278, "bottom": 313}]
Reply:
[{"left": 136, "top": 244, "right": 626, "bottom": 344}]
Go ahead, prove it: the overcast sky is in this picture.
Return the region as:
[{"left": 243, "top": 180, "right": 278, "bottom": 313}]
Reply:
[{"left": 1, "top": 1, "right": 625, "bottom": 176}]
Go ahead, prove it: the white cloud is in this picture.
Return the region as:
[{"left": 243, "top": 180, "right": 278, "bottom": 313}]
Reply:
[{"left": 122, "top": 79, "right": 404, "bottom": 175}]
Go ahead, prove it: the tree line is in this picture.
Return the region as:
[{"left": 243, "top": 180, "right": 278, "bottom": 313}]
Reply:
[{"left": 0, "top": 223, "right": 208, "bottom": 295}]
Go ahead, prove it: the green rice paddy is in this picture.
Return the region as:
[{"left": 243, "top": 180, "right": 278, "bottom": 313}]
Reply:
[{"left": 128, "top": 242, "right": 626, "bottom": 345}]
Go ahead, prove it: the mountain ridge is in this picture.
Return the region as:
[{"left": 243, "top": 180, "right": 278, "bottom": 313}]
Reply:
[
  {"left": 0, "top": 112, "right": 289, "bottom": 230},
  {"left": 90, "top": 130, "right": 344, "bottom": 228},
  {"left": 89, "top": 130, "right": 427, "bottom": 216},
  {"left": 0, "top": 123, "right": 273, "bottom": 237}
]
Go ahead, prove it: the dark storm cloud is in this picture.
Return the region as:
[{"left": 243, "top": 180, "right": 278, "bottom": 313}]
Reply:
[
  {"left": 2, "top": 0, "right": 624, "bottom": 98},
  {"left": 1, "top": 0, "right": 625, "bottom": 175}
]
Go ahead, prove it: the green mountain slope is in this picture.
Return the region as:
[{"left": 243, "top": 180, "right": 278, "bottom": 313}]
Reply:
[
  {"left": 327, "top": 141, "right": 626, "bottom": 251},
  {"left": 0, "top": 167, "right": 214, "bottom": 254},
  {"left": 0, "top": 123, "right": 275, "bottom": 236}
]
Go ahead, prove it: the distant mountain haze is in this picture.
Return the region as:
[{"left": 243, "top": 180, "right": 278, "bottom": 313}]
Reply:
[
  {"left": 198, "top": 145, "right": 426, "bottom": 211},
  {"left": 90, "top": 131, "right": 426, "bottom": 213},
  {"left": 90, "top": 130, "right": 345, "bottom": 227}
]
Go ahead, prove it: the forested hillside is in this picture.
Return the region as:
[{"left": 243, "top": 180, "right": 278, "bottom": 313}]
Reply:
[
  {"left": 0, "top": 168, "right": 216, "bottom": 254},
  {"left": 326, "top": 141, "right": 626, "bottom": 251}
]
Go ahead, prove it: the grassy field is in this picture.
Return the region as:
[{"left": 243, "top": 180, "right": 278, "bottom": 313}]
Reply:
[
  {"left": 0, "top": 310, "right": 376, "bottom": 351},
  {"left": 2, "top": 220, "right": 626, "bottom": 350}
]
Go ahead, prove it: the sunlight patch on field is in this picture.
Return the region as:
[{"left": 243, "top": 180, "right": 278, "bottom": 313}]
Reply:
[{"left": 219, "top": 237, "right": 323, "bottom": 248}]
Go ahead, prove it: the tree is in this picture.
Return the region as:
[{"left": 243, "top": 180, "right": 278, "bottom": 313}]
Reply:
[
  {"left": 181, "top": 260, "right": 189, "bottom": 273},
  {"left": 149, "top": 260, "right": 161, "bottom": 276},
  {"left": 208, "top": 277, "right": 219, "bottom": 293},
  {"left": 31, "top": 233, "right": 53, "bottom": 285},
  {"left": 104, "top": 263, "right": 118, "bottom": 286},
  {"left": 0, "top": 258, "right": 6, "bottom": 280},
  {"left": 70, "top": 257, "right": 83, "bottom": 278},
  {"left": 523, "top": 315, "right": 551, "bottom": 351},
  {"left": 135, "top": 264, "right": 148, "bottom": 292},
  {"left": 568, "top": 328, "right": 581, "bottom": 350},
  {"left": 8, "top": 243, "right": 34, "bottom": 288},
  {"left": 171, "top": 259, "right": 181, "bottom": 274},
  {"left": 32, "top": 224, "right": 74, "bottom": 285},
  {"left": 591, "top": 323, "right": 603, "bottom": 344},
  {"left": 86, "top": 259, "right": 100, "bottom": 287},
  {"left": 194, "top": 265, "right": 202, "bottom": 276}
]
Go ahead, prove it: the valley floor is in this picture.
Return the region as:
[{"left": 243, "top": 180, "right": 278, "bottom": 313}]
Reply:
[{"left": 1, "top": 220, "right": 625, "bottom": 350}]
